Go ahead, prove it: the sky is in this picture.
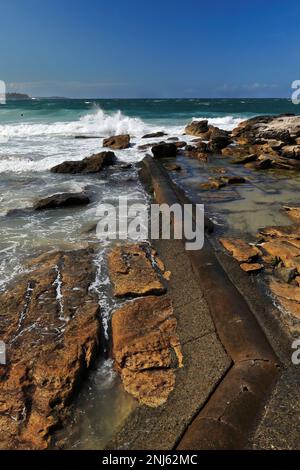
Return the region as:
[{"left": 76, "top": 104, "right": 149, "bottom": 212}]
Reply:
[{"left": 0, "top": 0, "right": 299, "bottom": 98}]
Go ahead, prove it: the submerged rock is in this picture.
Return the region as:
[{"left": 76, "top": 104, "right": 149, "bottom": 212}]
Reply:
[
  {"left": 142, "top": 131, "right": 167, "bottom": 139},
  {"left": 0, "top": 248, "right": 101, "bottom": 449},
  {"left": 108, "top": 243, "right": 166, "bottom": 297},
  {"left": 112, "top": 295, "right": 183, "bottom": 407},
  {"left": 51, "top": 151, "right": 116, "bottom": 174},
  {"left": 103, "top": 134, "right": 130, "bottom": 149},
  {"left": 165, "top": 163, "right": 182, "bottom": 172},
  {"left": 231, "top": 154, "right": 257, "bottom": 164},
  {"left": 34, "top": 192, "right": 90, "bottom": 210}
]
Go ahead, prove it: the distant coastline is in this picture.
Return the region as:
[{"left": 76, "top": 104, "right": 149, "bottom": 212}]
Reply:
[{"left": 6, "top": 92, "right": 31, "bottom": 100}]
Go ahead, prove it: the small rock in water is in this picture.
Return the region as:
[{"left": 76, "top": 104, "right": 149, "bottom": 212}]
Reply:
[
  {"left": 34, "top": 192, "right": 90, "bottom": 210},
  {"left": 103, "top": 134, "right": 130, "bottom": 149},
  {"left": 51, "top": 151, "right": 116, "bottom": 174},
  {"left": 151, "top": 143, "right": 177, "bottom": 159},
  {"left": 142, "top": 131, "right": 167, "bottom": 139},
  {"left": 165, "top": 163, "right": 182, "bottom": 172}
]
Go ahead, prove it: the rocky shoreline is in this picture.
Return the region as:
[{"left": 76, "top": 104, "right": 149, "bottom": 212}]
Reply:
[{"left": 1, "top": 113, "right": 300, "bottom": 449}]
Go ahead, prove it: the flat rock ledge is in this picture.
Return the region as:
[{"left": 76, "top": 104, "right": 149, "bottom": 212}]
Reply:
[
  {"left": 112, "top": 295, "right": 183, "bottom": 407},
  {"left": 109, "top": 243, "right": 182, "bottom": 407},
  {"left": 108, "top": 243, "right": 166, "bottom": 297},
  {"left": 0, "top": 248, "right": 101, "bottom": 449}
]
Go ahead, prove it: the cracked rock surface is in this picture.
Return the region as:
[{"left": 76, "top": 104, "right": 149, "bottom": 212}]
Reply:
[{"left": 0, "top": 248, "right": 101, "bottom": 449}]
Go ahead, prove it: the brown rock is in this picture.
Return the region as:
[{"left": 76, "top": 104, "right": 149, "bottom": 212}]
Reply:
[
  {"left": 152, "top": 143, "right": 177, "bottom": 159},
  {"left": 112, "top": 295, "right": 182, "bottom": 407},
  {"left": 221, "top": 145, "right": 251, "bottom": 158},
  {"left": 283, "top": 206, "right": 300, "bottom": 222},
  {"left": 221, "top": 176, "right": 246, "bottom": 185},
  {"left": 258, "top": 224, "right": 300, "bottom": 240},
  {"left": 201, "top": 179, "right": 226, "bottom": 190},
  {"left": 185, "top": 120, "right": 209, "bottom": 136},
  {"left": 108, "top": 243, "right": 165, "bottom": 297},
  {"left": 207, "top": 127, "right": 231, "bottom": 152},
  {"left": 0, "top": 248, "right": 101, "bottom": 449},
  {"left": 184, "top": 145, "right": 208, "bottom": 161},
  {"left": 51, "top": 151, "right": 116, "bottom": 174},
  {"left": 103, "top": 134, "right": 130, "bottom": 149},
  {"left": 269, "top": 279, "right": 300, "bottom": 302},
  {"left": 34, "top": 192, "right": 90, "bottom": 210},
  {"left": 262, "top": 240, "right": 300, "bottom": 271},
  {"left": 173, "top": 140, "right": 187, "bottom": 148},
  {"left": 219, "top": 238, "right": 262, "bottom": 263},
  {"left": 240, "top": 262, "right": 263, "bottom": 273},
  {"left": 281, "top": 145, "right": 300, "bottom": 159},
  {"left": 231, "top": 154, "right": 257, "bottom": 164},
  {"left": 165, "top": 163, "right": 182, "bottom": 172},
  {"left": 142, "top": 131, "right": 167, "bottom": 139},
  {"left": 253, "top": 157, "right": 272, "bottom": 170},
  {"left": 274, "top": 266, "right": 296, "bottom": 283}
]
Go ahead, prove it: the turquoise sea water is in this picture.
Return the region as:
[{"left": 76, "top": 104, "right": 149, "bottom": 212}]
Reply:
[{"left": 0, "top": 98, "right": 299, "bottom": 288}]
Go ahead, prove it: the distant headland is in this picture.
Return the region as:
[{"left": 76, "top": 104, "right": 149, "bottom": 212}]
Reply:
[{"left": 6, "top": 92, "right": 31, "bottom": 100}]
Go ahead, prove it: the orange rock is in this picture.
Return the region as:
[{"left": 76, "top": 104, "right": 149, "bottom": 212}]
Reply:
[
  {"left": 219, "top": 238, "right": 262, "bottom": 263},
  {"left": 258, "top": 224, "right": 300, "bottom": 240},
  {"left": 112, "top": 295, "right": 182, "bottom": 407},
  {"left": 268, "top": 279, "right": 300, "bottom": 319},
  {"left": 108, "top": 243, "right": 165, "bottom": 297},
  {"left": 283, "top": 206, "right": 300, "bottom": 223},
  {"left": 103, "top": 134, "right": 130, "bottom": 149},
  {"left": 240, "top": 262, "right": 263, "bottom": 273},
  {"left": 262, "top": 240, "right": 300, "bottom": 271},
  {"left": 0, "top": 248, "right": 101, "bottom": 449},
  {"left": 269, "top": 279, "right": 300, "bottom": 303}
]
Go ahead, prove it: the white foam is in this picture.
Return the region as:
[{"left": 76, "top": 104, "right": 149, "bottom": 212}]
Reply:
[
  {"left": 192, "top": 115, "right": 243, "bottom": 131},
  {"left": 0, "top": 107, "right": 150, "bottom": 140}
]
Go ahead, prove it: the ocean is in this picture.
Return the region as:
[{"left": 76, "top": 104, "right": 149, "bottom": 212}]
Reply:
[{"left": 0, "top": 98, "right": 299, "bottom": 291}]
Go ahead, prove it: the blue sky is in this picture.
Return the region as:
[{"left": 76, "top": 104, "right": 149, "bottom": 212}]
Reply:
[{"left": 1, "top": 0, "right": 299, "bottom": 98}]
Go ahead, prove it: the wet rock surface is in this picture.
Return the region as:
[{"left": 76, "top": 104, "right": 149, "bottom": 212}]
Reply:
[
  {"left": 34, "top": 192, "right": 90, "bottom": 210},
  {"left": 0, "top": 248, "right": 101, "bottom": 449},
  {"left": 51, "top": 151, "right": 116, "bottom": 174}
]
